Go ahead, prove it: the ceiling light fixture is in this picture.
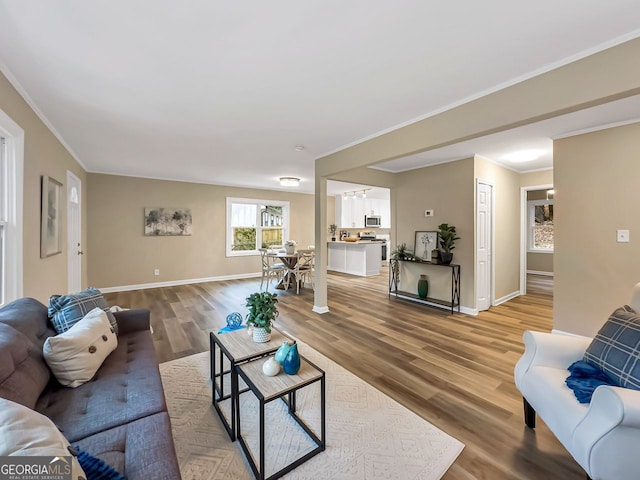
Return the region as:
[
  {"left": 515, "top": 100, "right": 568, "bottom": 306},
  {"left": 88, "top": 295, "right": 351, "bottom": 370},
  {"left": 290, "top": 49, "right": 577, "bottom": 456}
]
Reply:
[
  {"left": 342, "top": 188, "right": 371, "bottom": 199},
  {"left": 279, "top": 177, "right": 300, "bottom": 187},
  {"left": 294, "top": 145, "right": 305, "bottom": 152},
  {"left": 502, "top": 149, "right": 546, "bottom": 163}
]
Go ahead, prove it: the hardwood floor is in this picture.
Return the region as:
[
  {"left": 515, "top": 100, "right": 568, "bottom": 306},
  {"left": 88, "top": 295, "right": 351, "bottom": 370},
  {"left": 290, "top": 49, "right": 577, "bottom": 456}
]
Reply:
[{"left": 105, "top": 269, "right": 581, "bottom": 479}]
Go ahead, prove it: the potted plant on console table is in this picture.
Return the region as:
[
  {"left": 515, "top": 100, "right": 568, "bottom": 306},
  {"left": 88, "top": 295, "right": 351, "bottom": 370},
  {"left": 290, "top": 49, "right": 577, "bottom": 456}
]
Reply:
[
  {"left": 437, "top": 223, "right": 460, "bottom": 265},
  {"left": 245, "top": 291, "right": 279, "bottom": 343}
]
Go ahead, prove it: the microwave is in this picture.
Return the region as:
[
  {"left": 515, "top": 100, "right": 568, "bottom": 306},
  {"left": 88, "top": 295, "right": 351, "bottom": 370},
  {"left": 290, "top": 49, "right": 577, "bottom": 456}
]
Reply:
[{"left": 365, "top": 215, "right": 381, "bottom": 228}]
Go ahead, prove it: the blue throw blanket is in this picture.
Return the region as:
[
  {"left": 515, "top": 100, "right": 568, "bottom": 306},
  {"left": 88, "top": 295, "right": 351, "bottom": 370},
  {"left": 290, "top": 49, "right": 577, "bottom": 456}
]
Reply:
[{"left": 566, "top": 361, "right": 617, "bottom": 403}]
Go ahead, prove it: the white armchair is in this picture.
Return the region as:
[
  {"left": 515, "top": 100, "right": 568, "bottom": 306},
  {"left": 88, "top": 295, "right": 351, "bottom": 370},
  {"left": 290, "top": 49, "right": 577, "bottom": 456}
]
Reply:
[{"left": 514, "top": 283, "right": 640, "bottom": 480}]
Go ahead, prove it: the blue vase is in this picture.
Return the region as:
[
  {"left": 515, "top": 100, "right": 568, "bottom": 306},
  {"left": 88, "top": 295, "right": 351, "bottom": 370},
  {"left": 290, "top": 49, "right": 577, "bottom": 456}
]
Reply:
[
  {"left": 274, "top": 341, "right": 291, "bottom": 364},
  {"left": 283, "top": 342, "right": 300, "bottom": 375}
]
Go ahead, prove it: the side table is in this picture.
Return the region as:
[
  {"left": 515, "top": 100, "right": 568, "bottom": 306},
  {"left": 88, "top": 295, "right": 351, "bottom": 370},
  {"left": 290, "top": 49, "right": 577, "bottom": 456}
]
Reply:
[
  {"left": 236, "top": 354, "right": 326, "bottom": 480},
  {"left": 210, "top": 329, "right": 289, "bottom": 441}
]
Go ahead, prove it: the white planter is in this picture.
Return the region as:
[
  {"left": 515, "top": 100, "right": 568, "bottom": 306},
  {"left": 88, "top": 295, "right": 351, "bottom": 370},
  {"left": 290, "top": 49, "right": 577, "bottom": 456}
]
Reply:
[
  {"left": 252, "top": 327, "right": 272, "bottom": 343},
  {"left": 285, "top": 245, "right": 295, "bottom": 255}
]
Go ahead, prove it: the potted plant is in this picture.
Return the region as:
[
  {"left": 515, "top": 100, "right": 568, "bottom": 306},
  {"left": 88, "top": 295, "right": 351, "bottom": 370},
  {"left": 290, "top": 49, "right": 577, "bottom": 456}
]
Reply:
[
  {"left": 391, "top": 242, "right": 414, "bottom": 261},
  {"left": 284, "top": 240, "right": 296, "bottom": 255},
  {"left": 438, "top": 223, "right": 460, "bottom": 265},
  {"left": 245, "top": 291, "right": 279, "bottom": 343},
  {"left": 328, "top": 224, "right": 337, "bottom": 241}
]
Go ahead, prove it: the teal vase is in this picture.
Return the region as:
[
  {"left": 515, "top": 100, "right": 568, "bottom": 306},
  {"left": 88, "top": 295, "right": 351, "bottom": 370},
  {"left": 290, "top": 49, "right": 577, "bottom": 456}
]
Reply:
[
  {"left": 274, "top": 341, "right": 291, "bottom": 364},
  {"left": 283, "top": 342, "right": 301, "bottom": 375},
  {"left": 417, "top": 275, "right": 428, "bottom": 299}
]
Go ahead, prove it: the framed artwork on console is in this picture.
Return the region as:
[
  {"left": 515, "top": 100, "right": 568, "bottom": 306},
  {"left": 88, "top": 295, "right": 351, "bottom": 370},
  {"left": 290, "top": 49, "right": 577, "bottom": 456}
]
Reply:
[{"left": 414, "top": 231, "right": 438, "bottom": 262}]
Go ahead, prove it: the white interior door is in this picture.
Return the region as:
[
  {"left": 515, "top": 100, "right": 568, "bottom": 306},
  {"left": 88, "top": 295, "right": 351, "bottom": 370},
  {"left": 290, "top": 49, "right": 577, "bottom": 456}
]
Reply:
[
  {"left": 67, "top": 171, "right": 82, "bottom": 293},
  {"left": 476, "top": 180, "right": 493, "bottom": 311}
]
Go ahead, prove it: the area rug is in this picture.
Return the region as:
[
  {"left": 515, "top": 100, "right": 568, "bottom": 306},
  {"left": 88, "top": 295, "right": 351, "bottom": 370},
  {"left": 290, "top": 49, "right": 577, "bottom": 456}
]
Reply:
[{"left": 159, "top": 338, "right": 463, "bottom": 480}]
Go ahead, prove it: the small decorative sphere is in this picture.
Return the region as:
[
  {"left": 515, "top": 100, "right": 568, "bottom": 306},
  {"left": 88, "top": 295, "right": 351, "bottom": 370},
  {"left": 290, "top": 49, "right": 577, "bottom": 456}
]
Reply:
[
  {"left": 226, "top": 312, "right": 242, "bottom": 328},
  {"left": 262, "top": 357, "right": 281, "bottom": 377}
]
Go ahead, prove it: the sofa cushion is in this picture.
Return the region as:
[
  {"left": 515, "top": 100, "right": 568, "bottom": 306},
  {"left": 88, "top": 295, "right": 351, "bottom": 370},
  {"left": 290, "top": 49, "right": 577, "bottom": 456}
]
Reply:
[
  {"left": 43, "top": 308, "right": 118, "bottom": 388},
  {"left": 75, "top": 412, "right": 181, "bottom": 480},
  {"left": 0, "top": 297, "right": 55, "bottom": 349},
  {"left": 584, "top": 305, "right": 640, "bottom": 390},
  {"left": 37, "top": 330, "right": 167, "bottom": 442},
  {"left": 75, "top": 446, "right": 126, "bottom": 480},
  {"left": 0, "top": 397, "right": 86, "bottom": 478},
  {"left": 0, "top": 323, "right": 51, "bottom": 408},
  {"left": 49, "top": 287, "right": 118, "bottom": 334}
]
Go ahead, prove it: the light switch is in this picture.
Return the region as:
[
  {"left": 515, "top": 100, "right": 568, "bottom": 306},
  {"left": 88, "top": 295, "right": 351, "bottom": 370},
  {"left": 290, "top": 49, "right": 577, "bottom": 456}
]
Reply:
[{"left": 617, "top": 230, "right": 630, "bottom": 243}]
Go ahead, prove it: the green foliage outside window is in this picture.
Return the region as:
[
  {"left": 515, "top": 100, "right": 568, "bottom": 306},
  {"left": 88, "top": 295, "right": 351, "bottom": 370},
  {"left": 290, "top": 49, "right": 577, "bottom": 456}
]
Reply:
[{"left": 233, "top": 228, "right": 256, "bottom": 251}]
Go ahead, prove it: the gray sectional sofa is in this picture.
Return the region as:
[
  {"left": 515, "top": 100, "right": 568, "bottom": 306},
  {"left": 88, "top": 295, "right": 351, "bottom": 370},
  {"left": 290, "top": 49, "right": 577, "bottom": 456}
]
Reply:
[{"left": 0, "top": 297, "right": 181, "bottom": 479}]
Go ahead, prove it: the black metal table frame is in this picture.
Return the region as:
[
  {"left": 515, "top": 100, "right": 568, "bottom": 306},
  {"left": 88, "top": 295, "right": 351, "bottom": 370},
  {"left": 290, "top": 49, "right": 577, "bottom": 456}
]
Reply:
[
  {"left": 235, "top": 356, "right": 326, "bottom": 480},
  {"left": 389, "top": 257, "right": 461, "bottom": 314},
  {"left": 209, "top": 332, "right": 280, "bottom": 441}
]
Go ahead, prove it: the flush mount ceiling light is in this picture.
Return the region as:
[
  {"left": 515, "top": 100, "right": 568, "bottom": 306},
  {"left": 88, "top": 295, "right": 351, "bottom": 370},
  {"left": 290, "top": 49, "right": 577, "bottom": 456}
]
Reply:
[
  {"left": 502, "top": 149, "right": 546, "bottom": 163},
  {"left": 279, "top": 177, "right": 300, "bottom": 187}
]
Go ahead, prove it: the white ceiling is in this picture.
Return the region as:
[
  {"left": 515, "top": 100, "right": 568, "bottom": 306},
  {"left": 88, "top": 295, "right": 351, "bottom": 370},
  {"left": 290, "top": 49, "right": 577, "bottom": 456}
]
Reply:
[{"left": 0, "top": 1, "right": 639, "bottom": 194}]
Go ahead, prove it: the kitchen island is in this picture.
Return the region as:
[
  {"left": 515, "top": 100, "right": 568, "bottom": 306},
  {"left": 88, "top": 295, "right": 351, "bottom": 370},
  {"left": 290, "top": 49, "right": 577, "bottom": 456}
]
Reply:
[{"left": 327, "top": 241, "right": 382, "bottom": 277}]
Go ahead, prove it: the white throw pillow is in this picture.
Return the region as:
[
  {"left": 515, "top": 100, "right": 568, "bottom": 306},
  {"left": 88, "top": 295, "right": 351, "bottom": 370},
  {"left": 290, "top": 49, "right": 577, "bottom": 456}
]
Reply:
[
  {"left": 0, "top": 397, "right": 86, "bottom": 479},
  {"left": 43, "top": 307, "right": 118, "bottom": 388}
]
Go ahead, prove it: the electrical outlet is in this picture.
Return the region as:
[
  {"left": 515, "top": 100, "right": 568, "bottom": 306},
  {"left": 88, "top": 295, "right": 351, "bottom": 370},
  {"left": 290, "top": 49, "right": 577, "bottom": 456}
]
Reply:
[
  {"left": 154, "top": 269, "right": 160, "bottom": 276},
  {"left": 617, "top": 230, "right": 630, "bottom": 243},
  {"left": 424, "top": 209, "right": 434, "bottom": 217}
]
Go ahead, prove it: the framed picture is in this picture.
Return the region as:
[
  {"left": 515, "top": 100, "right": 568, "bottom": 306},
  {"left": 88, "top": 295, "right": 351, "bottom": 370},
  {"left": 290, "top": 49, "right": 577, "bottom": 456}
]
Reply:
[
  {"left": 144, "top": 207, "right": 193, "bottom": 236},
  {"left": 41, "top": 175, "right": 63, "bottom": 258},
  {"left": 414, "top": 231, "right": 439, "bottom": 262}
]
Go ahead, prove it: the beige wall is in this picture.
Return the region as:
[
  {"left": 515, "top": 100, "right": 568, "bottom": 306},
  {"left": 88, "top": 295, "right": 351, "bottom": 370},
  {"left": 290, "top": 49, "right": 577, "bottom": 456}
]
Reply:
[
  {"left": 0, "top": 72, "right": 87, "bottom": 303},
  {"left": 520, "top": 169, "right": 553, "bottom": 188},
  {"left": 87, "top": 174, "right": 320, "bottom": 289},
  {"left": 554, "top": 122, "right": 640, "bottom": 336},
  {"left": 527, "top": 253, "right": 553, "bottom": 273},
  {"left": 474, "top": 157, "right": 521, "bottom": 301},
  {"left": 395, "top": 158, "right": 475, "bottom": 308}
]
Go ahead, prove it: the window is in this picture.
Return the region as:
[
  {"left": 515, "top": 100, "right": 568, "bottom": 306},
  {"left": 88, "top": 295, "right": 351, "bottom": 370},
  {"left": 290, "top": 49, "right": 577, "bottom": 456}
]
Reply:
[
  {"left": 528, "top": 199, "right": 554, "bottom": 252},
  {"left": 226, "top": 198, "right": 289, "bottom": 256},
  {"left": 0, "top": 107, "right": 24, "bottom": 306}
]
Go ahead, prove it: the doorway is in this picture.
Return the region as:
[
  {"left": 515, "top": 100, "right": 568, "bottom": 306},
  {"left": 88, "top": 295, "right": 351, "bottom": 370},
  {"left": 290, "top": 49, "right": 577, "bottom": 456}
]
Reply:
[
  {"left": 520, "top": 184, "right": 554, "bottom": 295},
  {"left": 66, "top": 171, "right": 82, "bottom": 293}
]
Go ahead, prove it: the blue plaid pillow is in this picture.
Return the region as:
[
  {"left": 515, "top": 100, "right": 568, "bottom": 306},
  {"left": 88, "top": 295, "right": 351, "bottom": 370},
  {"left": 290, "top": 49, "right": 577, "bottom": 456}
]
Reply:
[
  {"left": 584, "top": 305, "right": 640, "bottom": 390},
  {"left": 48, "top": 287, "right": 118, "bottom": 335}
]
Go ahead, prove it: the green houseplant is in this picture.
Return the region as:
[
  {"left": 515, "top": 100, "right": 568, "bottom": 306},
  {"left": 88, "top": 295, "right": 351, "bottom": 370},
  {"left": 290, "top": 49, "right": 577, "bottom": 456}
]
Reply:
[
  {"left": 391, "top": 242, "right": 413, "bottom": 261},
  {"left": 438, "top": 223, "right": 460, "bottom": 264},
  {"left": 245, "top": 291, "right": 279, "bottom": 342},
  {"left": 329, "top": 223, "right": 338, "bottom": 241}
]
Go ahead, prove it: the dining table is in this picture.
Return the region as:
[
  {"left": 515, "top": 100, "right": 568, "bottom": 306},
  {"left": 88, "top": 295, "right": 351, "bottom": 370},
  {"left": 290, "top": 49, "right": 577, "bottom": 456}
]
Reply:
[{"left": 267, "top": 252, "right": 299, "bottom": 290}]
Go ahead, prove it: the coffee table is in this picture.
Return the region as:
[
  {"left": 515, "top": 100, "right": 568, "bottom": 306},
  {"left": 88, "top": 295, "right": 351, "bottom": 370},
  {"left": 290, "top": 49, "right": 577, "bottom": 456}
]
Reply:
[
  {"left": 210, "top": 329, "right": 290, "bottom": 441},
  {"left": 236, "top": 354, "right": 326, "bottom": 480}
]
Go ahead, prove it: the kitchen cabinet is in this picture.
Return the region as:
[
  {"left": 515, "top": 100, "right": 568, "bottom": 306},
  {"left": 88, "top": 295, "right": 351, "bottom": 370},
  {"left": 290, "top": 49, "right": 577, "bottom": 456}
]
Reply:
[
  {"left": 336, "top": 196, "right": 390, "bottom": 228},
  {"left": 327, "top": 241, "right": 382, "bottom": 276}
]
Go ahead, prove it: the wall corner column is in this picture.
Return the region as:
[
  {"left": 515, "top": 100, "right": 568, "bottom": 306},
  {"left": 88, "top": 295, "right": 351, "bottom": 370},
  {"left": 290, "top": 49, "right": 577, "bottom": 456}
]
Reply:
[{"left": 313, "top": 174, "right": 329, "bottom": 313}]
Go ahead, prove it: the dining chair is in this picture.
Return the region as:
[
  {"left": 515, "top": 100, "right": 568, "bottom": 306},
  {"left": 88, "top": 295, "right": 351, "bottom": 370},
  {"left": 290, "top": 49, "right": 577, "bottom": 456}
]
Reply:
[
  {"left": 258, "top": 248, "right": 285, "bottom": 291},
  {"left": 293, "top": 251, "right": 315, "bottom": 294}
]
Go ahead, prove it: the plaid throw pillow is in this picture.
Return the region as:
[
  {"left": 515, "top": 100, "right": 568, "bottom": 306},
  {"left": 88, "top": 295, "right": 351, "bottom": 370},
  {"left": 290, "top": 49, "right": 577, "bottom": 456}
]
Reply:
[
  {"left": 48, "top": 287, "right": 118, "bottom": 335},
  {"left": 584, "top": 305, "right": 640, "bottom": 390}
]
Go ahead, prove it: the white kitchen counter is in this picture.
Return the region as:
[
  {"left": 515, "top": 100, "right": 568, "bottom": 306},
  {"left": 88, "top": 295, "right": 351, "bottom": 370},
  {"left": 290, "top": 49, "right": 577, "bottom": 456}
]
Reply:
[{"left": 327, "top": 241, "right": 382, "bottom": 276}]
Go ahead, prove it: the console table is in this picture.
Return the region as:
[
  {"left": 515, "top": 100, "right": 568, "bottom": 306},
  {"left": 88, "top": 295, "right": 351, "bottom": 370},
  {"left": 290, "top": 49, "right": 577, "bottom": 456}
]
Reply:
[{"left": 389, "top": 257, "right": 461, "bottom": 314}]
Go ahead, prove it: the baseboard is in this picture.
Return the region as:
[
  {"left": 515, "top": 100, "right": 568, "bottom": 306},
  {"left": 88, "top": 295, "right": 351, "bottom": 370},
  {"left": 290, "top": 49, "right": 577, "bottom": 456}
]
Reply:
[
  {"left": 551, "top": 329, "right": 591, "bottom": 339},
  {"left": 312, "top": 305, "right": 330, "bottom": 314},
  {"left": 460, "top": 306, "right": 477, "bottom": 316},
  {"left": 526, "top": 270, "right": 554, "bottom": 277},
  {"left": 98, "top": 272, "right": 262, "bottom": 293},
  {"left": 493, "top": 290, "right": 520, "bottom": 306}
]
